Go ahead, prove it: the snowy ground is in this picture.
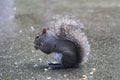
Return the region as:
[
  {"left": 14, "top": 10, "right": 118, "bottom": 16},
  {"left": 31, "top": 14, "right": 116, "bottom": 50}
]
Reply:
[{"left": 0, "top": 0, "right": 120, "bottom": 80}]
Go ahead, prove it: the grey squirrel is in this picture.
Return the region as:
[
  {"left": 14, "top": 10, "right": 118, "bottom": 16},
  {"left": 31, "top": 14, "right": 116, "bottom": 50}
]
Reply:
[{"left": 34, "top": 15, "right": 90, "bottom": 69}]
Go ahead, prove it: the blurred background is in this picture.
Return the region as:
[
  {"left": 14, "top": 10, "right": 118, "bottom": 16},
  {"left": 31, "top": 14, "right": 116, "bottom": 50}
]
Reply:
[{"left": 0, "top": 0, "right": 120, "bottom": 80}]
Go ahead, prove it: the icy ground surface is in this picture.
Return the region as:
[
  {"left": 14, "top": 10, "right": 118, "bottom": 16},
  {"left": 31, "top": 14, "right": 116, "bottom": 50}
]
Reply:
[{"left": 0, "top": 0, "right": 120, "bottom": 80}]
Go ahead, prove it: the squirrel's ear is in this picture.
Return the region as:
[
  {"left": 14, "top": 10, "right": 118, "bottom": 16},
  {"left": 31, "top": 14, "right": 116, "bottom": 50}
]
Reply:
[{"left": 42, "top": 28, "right": 47, "bottom": 34}]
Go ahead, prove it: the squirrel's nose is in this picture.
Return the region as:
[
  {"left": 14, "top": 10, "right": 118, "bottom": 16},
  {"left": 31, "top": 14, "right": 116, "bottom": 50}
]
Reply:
[{"left": 34, "top": 45, "right": 39, "bottom": 50}]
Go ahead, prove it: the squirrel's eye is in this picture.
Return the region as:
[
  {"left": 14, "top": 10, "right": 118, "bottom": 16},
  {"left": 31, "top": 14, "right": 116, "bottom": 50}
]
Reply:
[{"left": 35, "top": 35, "right": 39, "bottom": 39}]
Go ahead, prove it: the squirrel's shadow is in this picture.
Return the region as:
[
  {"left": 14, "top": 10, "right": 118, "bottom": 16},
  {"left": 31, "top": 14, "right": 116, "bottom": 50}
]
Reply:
[
  {"left": 23, "top": 62, "right": 85, "bottom": 72},
  {"left": 23, "top": 63, "right": 48, "bottom": 72}
]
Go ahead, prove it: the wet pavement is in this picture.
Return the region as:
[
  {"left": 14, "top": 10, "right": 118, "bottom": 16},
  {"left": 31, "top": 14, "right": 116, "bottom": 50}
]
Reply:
[{"left": 0, "top": 0, "right": 120, "bottom": 80}]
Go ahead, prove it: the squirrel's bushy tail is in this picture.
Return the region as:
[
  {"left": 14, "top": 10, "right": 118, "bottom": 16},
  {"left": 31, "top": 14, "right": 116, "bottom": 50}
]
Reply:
[{"left": 47, "top": 15, "right": 90, "bottom": 64}]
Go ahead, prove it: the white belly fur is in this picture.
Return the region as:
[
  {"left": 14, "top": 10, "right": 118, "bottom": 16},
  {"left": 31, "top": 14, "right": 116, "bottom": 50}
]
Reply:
[{"left": 51, "top": 52, "right": 63, "bottom": 63}]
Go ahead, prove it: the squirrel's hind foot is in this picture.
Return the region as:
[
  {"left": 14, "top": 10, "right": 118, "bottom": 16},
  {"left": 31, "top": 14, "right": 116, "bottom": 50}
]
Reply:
[
  {"left": 48, "top": 62, "right": 78, "bottom": 69},
  {"left": 48, "top": 62, "right": 64, "bottom": 69}
]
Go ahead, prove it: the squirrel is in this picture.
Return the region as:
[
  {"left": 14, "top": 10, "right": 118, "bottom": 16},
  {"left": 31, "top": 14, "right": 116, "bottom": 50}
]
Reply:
[{"left": 34, "top": 15, "right": 90, "bottom": 69}]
